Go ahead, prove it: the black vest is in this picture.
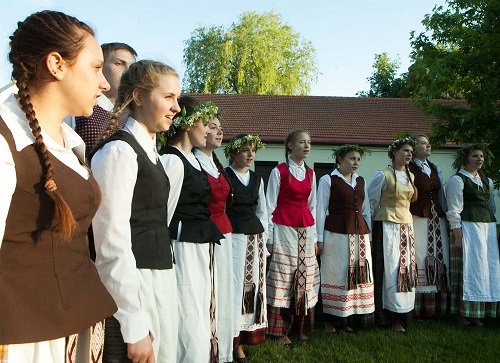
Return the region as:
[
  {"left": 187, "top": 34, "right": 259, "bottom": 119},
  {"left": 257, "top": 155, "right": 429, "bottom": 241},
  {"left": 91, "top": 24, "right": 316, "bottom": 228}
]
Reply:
[
  {"left": 225, "top": 167, "right": 265, "bottom": 234},
  {"left": 457, "top": 173, "right": 496, "bottom": 223},
  {"left": 96, "top": 130, "right": 173, "bottom": 269},
  {"left": 161, "top": 146, "right": 223, "bottom": 243}
]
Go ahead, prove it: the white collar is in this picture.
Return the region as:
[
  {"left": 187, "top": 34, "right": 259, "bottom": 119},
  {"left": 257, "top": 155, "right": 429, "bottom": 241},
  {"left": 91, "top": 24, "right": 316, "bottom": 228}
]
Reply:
[
  {"left": 0, "top": 94, "right": 85, "bottom": 158},
  {"left": 459, "top": 168, "right": 482, "bottom": 181},
  {"left": 331, "top": 168, "right": 358, "bottom": 186},
  {"left": 193, "top": 148, "right": 213, "bottom": 164},
  {"left": 288, "top": 158, "right": 305, "bottom": 169},
  {"left": 96, "top": 94, "right": 114, "bottom": 112},
  {"left": 124, "top": 117, "right": 158, "bottom": 161}
]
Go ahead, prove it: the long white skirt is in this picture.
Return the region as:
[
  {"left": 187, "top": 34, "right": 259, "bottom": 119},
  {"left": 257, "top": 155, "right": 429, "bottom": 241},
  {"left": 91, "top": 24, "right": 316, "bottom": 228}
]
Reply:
[
  {"left": 137, "top": 268, "right": 178, "bottom": 363},
  {"left": 216, "top": 233, "right": 234, "bottom": 363},
  {"left": 232, "top": 233, "right": 267, "bottom": 334},
  {"left": 174, "top": 240, "right": 212, "bottom": 363},
  {"left": 266, "top": 224, "right": 320, "bottom": 309},
  {"left": 381, "top": 221, "right": 416, "bottom": 313},
  {"left": 462, "top": 221, "right": 500, "bottom": 301},
  {"left": 321, "top": 231, "right": 375, "bottom": 317},
  {"left": 413, "top": 216, "right": 450, "bottom": 293}
]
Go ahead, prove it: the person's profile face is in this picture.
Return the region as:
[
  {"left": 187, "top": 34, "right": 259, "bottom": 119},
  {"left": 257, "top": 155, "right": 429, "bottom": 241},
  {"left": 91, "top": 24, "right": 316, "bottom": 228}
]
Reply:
[{"left": 103, "top": 49, "right": 136, "bottom": 94}]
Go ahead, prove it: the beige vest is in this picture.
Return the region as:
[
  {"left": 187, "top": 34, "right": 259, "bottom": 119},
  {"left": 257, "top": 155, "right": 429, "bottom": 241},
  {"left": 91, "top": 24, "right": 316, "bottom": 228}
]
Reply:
[{"left": 374, "top": 167, "right": 414, "bottom": 224}]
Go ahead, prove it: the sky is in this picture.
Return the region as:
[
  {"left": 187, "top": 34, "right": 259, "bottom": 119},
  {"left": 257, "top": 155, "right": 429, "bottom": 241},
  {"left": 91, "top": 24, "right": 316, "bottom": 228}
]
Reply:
[{"left": 0, "top": 0, "right": 445, "bottom": 97}]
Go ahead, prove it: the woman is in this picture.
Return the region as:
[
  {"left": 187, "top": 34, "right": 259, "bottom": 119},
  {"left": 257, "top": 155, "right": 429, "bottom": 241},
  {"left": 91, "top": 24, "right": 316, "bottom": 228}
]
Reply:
[
  {"left": 266, "top": 129, "right": 320, "bottom": 345},
  {"left": 194, "top": 106, "right": 235, "bottom": 363},
  {"left": 446, "top": 144, "right": 499, "bottom": 326},
  {"left": 159, "top": 95, "right": 224, "bottom": 363},
  {"left": 368, "top": 137, "right": 417, "bottom": 333},
  {"left": 408, "top": 134, "right": 449, "bottom": 317},
  {"left": 316, "top": 145, "right": 375, "bottom": 333},
  {"left": 224, "top": 134, "right": 267, "bottom": 362},
  {"left": 92, "top": 60, "right": 181, "bottom": 363},
  {"left": 0, "top": 10, "right": 116, "bottom": 362}
]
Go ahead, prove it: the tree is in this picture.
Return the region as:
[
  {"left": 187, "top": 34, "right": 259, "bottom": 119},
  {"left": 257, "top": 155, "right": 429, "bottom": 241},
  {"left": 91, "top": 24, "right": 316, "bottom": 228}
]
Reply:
[
  {"left": 182, "top": 11, "right": 319, "bottom": 95},
  {"left": 408, "top": 0, "right": 500, "bottom": 185},
  {"left": 357, "top": 52, "right": 410, "bottom": 97}
]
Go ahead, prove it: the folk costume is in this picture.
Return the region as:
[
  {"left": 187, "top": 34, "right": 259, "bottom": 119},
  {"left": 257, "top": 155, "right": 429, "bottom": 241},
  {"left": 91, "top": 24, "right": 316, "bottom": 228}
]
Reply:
[
  {"left": 266, "top": 160, "right": 320, "bottom": 338},
  {"left": 92, "top": 118, "right": 179, "bottom": 363},
  {"left": 225, "top": 166, "right": 268, "bottom": 348},
  {"left": 446, "top": 170, "right": 499, "bottom": 319},
  {"left": 408, "top": 160, "right": 450, "bottom": 317},
  {"left": 316, "top": 169, "right": 375, "bottom": 328},
  {"left": 160, "top": 145, "right": 223, "bottom": 363},
  {"left": 0, "top": 94, "right": 116, "bottom": 362},
  {"left": 195, "top": 149, "right": 235, "bottom": 363},
  {"left": 368, "top": 167, "right": 417, "bottom": 325}
]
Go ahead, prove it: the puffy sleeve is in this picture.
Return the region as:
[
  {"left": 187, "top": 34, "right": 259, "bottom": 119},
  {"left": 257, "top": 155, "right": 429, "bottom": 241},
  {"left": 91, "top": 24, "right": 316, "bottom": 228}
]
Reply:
[
  {"left": 445, "top": 175, "right": 464, "bottom": 229},
  {"left": 315, "top": 174, "right": 331, "bottom": 243},
  {"left": 367, "top": 170, "right": 386, "bottom": 221},
  {"left": 265, "top": 167, "right": 280, "bottom": 244}
]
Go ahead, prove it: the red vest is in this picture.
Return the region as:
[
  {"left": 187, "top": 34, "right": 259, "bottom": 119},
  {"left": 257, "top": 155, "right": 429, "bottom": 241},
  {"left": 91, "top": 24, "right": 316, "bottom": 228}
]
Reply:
[
  {"left": 206, "top": 172, "right": 233, "bottom": 234},
  {"left": 272, "top": 163, "right": 315, "bottom": 227}
]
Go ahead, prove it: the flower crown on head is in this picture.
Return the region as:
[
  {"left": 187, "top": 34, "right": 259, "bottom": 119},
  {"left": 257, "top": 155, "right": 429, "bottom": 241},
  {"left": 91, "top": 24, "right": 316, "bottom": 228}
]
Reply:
[
  {"left": 332, "top": 144, "right": 369, "bottom": 163},
  {"left": 224, "top": 134, "right": 265, "bottom": 159},
  {"left": 387, "top": 136, "right": 416, "bottom": 158}
]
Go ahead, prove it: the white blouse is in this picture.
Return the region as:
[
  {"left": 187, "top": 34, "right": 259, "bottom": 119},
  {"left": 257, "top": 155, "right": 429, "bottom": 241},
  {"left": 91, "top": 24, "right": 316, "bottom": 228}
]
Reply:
[
  {"left": 194, "top": 148, "right": 220, "bottom": 178},
  {"left": 316, "top": 169, "right": 371, "bottom": 243},
  {"left": 446, "top": 169, "right": 495, "bottom": 229},
  {"left": 0, "top": 94, "right": 88, "bottom": 246},
  {"left": 266, "top": 159, "right": 317, "bottom": 244}
]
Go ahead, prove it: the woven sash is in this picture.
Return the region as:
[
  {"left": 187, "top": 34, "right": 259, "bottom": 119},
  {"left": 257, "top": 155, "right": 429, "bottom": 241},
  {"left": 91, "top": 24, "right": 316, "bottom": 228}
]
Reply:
[
  {"left": 347, "top": 234, "right": 371, "bottom": 290},
  {"left": 66, "top": 321, "right": 105, "bottom": 363},
  {"left": 242, "top": 234, "right": 265, "bottom": 324},
  {"left": 398, "top": 224, "right": 418, "bottom": 292},
  {"left": 425, "top": 202, "right": 448, "bottom": 292},
  {"left": 291, "top": 228, "right": 308, "bottom": 315}
]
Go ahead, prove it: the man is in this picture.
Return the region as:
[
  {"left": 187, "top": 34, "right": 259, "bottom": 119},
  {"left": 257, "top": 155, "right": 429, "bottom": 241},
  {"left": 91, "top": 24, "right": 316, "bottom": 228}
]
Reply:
[{"left": 73, "top": 42, "right": 137, "bottom": 157}]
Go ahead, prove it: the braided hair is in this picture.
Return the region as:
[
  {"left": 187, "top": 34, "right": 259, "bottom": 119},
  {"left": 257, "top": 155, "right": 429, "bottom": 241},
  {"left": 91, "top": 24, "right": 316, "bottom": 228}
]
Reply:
[{"left": 9, "top": 10, "right": 94, "bottom": 240}]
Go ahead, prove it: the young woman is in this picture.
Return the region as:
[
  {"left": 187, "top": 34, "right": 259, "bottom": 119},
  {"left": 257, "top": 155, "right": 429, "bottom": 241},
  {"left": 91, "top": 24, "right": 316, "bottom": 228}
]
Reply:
[
  {"left": 224, "top": 134, "right": 267, "bottom": 362},
  {"left": 91, "top": 60, "right": 181, "bottom": 363},
  {"left": 316, "top": 145, "right": 375, "bottom": 333},
  {"left": 368, "top": 137, "right": 418, "bottom": 333},
  {"left": 408, "top": 135, "right": 449, "bottom": 317},
  {"left": 159, "top": 95, "right": 224, "bottom": 363},
  {"left": 446, "top": 144, "right": 499, "bottom": 326},
  {"left": 0, "top": 10, "right": 116, "bottom": 362},
  {"left": 194, "top": 108, "right": 235, "bottom": 363},
  {"left": 266, "top": 129, "right": 320, "bottom": 345}
]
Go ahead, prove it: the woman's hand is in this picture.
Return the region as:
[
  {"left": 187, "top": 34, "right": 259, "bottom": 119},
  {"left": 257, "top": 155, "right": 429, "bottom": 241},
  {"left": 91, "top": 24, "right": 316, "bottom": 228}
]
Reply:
[
  {"left": 127, "top": 335, "right": 155, "bottom": 363},
  {"left": 317, "top": 242, "right": 324, "bottom": 256},
  {"left": 453, "top": 228, "right": 463, "bottom": 249}
]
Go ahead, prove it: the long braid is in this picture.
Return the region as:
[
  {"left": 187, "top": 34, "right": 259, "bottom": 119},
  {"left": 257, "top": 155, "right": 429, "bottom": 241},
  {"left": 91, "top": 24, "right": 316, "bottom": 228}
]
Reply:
[
  {"left": 16, "top": 75, "right": 77, "bottom": 240},
  {"left": 478, "top": 169, "right": 490, "bottom": 192},
  {"left": 212, "top": 151, "right": 234, "bottom": 204},
  {"left": 94, "top": 93, "right": 133, "bottom": 149},
  {"left": 405, "top": 165, "right": 418, "bottom": 202}
]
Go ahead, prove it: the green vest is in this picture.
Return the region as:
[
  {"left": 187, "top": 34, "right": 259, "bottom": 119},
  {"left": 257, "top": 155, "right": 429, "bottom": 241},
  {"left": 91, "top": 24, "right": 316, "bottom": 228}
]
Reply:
[{"left": 457, "top": 173, "right": 496, "bottom": 223}]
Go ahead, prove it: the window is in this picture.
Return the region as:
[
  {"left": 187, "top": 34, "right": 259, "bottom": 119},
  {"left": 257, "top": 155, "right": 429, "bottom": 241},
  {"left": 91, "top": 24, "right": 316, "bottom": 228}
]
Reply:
[
  {"left": 314, "top": 162, "right": 335, "bottom": 186},
  {"left": 255, "top": 161, "right": 278, "bottom": 192}
]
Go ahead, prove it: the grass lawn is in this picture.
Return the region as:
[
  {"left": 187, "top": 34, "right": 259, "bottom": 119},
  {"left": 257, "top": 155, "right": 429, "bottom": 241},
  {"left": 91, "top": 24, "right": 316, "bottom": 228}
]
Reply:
[{"left": 245, "top": 317, "right": 500, "bottom": 362}]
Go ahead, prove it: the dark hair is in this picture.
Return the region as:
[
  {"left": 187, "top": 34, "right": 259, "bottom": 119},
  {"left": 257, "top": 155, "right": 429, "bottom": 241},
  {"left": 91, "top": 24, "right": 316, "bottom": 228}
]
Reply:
[
  {"left": 9, "top": 10, "right": 94, "bottom": 240},
  {"left": 98, "top": 60, "right": 178, "bottom": 143},
  {"left": 331, "top": 144, "right": 368, "bottom": 167},
  {"left": 101, "top": 42, "right": 138, "bottom": 60}
]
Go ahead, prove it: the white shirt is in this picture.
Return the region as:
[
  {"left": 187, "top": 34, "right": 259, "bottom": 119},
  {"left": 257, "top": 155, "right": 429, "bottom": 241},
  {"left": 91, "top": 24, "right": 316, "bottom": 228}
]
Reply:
[
  {"left": 413, "top": 158, "right": 431, "bottom": 177},
  {"left": 316, "top": 169, "right": 371, "bottom": 243},
  {"left": 229, "top": 166, "right": 268, "bottom": 241},
  {"left": 367, "top": 168, "right": 409, "bottom": 220},
  {"left": 91, "top": 117, "right": 181, "bottom": 344},
  {"left": 266, "top": 159, "right": 317, "bottom": 244},
  {"left": 194, "top": 148, "right": 219, "bottom": 178},
  {"left": 446, "top": 169, "right": 496, "bottom": 229},
  {"left": 0, "top": 94, "right": 88, "bottom": 246}
]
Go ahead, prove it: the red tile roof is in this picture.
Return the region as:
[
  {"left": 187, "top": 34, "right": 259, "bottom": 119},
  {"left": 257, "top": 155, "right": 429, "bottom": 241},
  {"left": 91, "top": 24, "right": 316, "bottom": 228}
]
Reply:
[{"left": 190, "top": 94, "right": 462, "bottom": 147}]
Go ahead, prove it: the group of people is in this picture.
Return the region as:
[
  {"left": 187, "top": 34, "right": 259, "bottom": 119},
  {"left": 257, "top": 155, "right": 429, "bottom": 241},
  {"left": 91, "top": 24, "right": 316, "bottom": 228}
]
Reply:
[{"left": 0, "top": 9, "right": 498, "bottom": 363}]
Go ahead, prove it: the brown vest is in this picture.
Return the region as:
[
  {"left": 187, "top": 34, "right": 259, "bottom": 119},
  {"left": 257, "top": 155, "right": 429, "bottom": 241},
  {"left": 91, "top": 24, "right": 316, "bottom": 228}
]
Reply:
[
  {"left": 408, "top": 161, "right": 445, "bottom": 217},
  {"left": 0, "top": 117, "right": 116, "bottom": 344},
  {"left": 325, "top": 175, "right": 370, "bottom": 235},
  {"left": 374, "top": 167, "right": 414, "bottom": 224}
]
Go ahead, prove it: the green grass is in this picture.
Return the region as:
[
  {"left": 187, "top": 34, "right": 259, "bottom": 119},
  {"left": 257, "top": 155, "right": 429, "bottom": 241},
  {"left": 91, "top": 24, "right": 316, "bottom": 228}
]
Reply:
[{"left": 245, "top": 317, "right": 500, "bottom": 362}]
